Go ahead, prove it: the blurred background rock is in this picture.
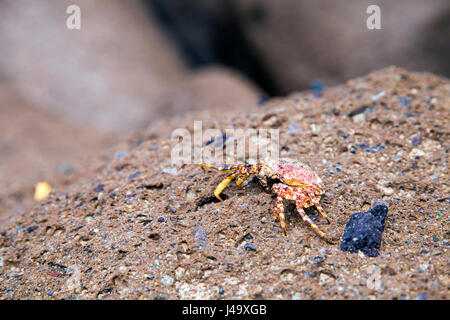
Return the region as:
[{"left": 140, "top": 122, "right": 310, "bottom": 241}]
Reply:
[
  {"left": 0, "top": 0, "right": 448, "bottom": 219},
  {"left": 146, "top": 0, "right": 450, "bottom": 94}
]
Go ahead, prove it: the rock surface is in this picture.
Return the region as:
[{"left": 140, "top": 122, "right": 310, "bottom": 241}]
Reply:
[{"left": 0, "top": 67, "right": 448, "bottom": 299}]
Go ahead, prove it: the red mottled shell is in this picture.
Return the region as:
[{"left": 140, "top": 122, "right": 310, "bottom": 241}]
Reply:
[{"left": 266, "top": 158, "right": 322, "bottom": 186}]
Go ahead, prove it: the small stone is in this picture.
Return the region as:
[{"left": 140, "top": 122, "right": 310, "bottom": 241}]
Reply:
[
  {"left": 398, "top": 96, "right": 412, "bottom": 107},
  {"left": 411, "top": 135, "right": 422, "bottom": 147},
  {"left": 175, "top": 267, "right": 185, "bottom": 280},
  {"left": 292, "top": 292, "right": 302, "bottom": 300},
  {"left": 415, "top": 293, "right": 427, "bottom": 300},
  {"left": 94, "top": 183, "right": 105, "bottom": 192},
  {"left": 178, "top": 283, "right": 213, "bottom": 299},
  {"left": 340, "top": 201, "right": 388, "bottom": 257},
  {"left": 128, "top": 171, "right": 141, "bottom": 180},
  {"left": 314, "top": 256, "right": 324, "bottom": 265},
  {"left": 185, "top": 189, "right": 195, "bottom": 200},
  {"left": 286, "top": 123, "right": 301, "bottom": 135},
  {"left": 319, "top": 273, "right": 333, "bottom": 286},
  {"left": 157, "top": 217, "right": 165, "bottom": 222},
  {"left": 371, "top": 91, "right": 385, "bottom": 101},
  {"left": 310, "top": 80, "right": 324, "bottom": 92},
  {"left": 348, "top": 105, "right": 369, "bottom": 118},
  {"left": 34, "top": 182, "right": 51, "bottom": 201},
  {"left": 162, "top": 167, "right": 179, "bottom": 176},
  {"left": 244, "top": 243, "right": 256, "bottom": 251},
  {"left": 124, "top": 194, "right": 136, "bottom": 203},
  {"left": 409, "top": 148, "right": 425, "bottom": 159},
  {"left": 27, "top": 226, "right": 38, "bottom": 233},
  {"left": 161, "top": 275, "right": 174, "bottom": 286},
  {"left": 263, "top": 115, "right": 279, "bottom": 127},
  {"left": 377, "top": 183, "right": 394, "bottom": 196}
]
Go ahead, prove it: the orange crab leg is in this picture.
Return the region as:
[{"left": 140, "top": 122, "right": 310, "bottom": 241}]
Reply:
[
  {"left": 315, "top": 204, "right": 331, "bottom": 223},
  {"left": 275, "top": 195, "right": 287, "bottom": 236},
  {"left": 235, "top": 174, "right": 251, "bottom": 187},
  {"left": 304, "top": 189, "right": 330, "bottom": 223},
  {"left": 295, "top": 201, "right": 331, "bottom": 243},
  {"left": 199, "top": 163, "right": 257, "bottom": 199},
  {"left": 214, "top": 173, "right": 238, "bottom": 201}
]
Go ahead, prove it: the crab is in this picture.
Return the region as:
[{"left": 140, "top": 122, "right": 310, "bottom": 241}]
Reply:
[{"left": 199, "top": 158, "right": 332, "bottom": 242}]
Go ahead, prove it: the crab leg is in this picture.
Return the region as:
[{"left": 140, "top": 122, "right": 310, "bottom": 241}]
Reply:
[
  {"left": 275, "top": 195, "right": 287, "bottom": 236},
  {"left": 295, "top": 201, "right": 331, "bottom": 242},
  {"left": 305, "top": 190, "right": 331, "bottom": 223},
  {"left": 235, "top": 173, "right": 250, "bottom": 187},
  {"left": 214, "top": 173, "right": 237, "bottom": 201},
  {"left": 271, "top": 183, "right": 287, "bottom": 235},
  {"left": 315, "top": 204, "right": 331, "bottom": 223}
]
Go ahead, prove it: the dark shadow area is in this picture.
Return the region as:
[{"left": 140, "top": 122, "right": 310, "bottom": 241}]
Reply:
[{"left": 143, "top": 0, "right": 280, "bottom": 96}]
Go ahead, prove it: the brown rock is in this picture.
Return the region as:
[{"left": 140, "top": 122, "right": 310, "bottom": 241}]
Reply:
[
  {"left": 0, "top": 0, "right": 185, "bottom": 131},
  {"left": 160, "top": 66, "right": 262, "bottom": 117},
  {"left": 0, "top": 67, "right": 448, "bottom": 300},
  {"left": 0, "top": 84, "right": 116, "bottom": 222}
]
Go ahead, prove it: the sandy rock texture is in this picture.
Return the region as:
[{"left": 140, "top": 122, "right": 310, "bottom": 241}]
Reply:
[
  {"left": 0, "top": 0, "right": 261, "bottom": 224},
  {"left": 0, "top": 68, "right": 448, "bottom": 299}
]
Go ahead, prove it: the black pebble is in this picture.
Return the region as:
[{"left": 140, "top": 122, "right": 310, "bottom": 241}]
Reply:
[
  {"left": 27, "top": 226, "right": 39, "bottom": 233},
  {"left": 340, "top": 201, "right": 388, "bottom": 257}
]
